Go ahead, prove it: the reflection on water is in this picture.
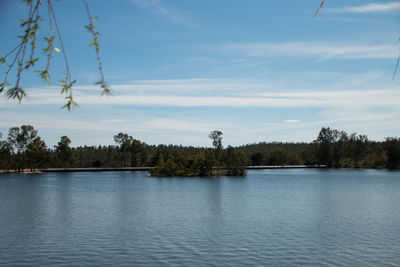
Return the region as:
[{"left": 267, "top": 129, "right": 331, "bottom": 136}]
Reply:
[{"left": 0, "top": 169, "right": 400, "bottom": 266}]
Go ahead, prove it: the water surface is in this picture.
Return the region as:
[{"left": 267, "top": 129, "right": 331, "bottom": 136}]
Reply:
[{"left": 1, "top": 169, "right": 399, "bottom": 266}]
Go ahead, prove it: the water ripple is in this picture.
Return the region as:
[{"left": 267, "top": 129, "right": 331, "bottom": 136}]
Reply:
[{"left": 1, "top": 169, "right": 400, "bottom": 266}]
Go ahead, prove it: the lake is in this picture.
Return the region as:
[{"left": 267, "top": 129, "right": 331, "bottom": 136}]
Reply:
[{"left": 0, "top": 169, "right": 399, "bottom": 266}]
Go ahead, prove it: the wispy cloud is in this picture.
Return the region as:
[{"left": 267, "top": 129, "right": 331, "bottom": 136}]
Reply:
[
  {"left": 0, "top": 110, "right": 223, "bottom": 146},
  {"left": 221, "top": 42, "right": 397, "bottom": 60},
  {"left": 129, "top": 0, "right": 193, "bottom": 25},
  {"left": 284, "top": 120, "right": 300, "bottom": 123},
  {"left": 0, "top": 112, "right": 211, "bottom": 134},
  {"left": 2, "top": 74, "right": 399, "bottom": 145},
  {"left": 331, "top": 1, "right": 400, "bottom": 13},
  {"left": 2, "top": 77, "right": 399, "bottom": 109}
]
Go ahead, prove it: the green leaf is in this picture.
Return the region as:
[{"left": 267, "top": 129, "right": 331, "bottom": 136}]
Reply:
[
  {"left": 36, "top": 70, "right": 51, "bottom": 84},
  {"left": 89, "top": 39, "right": 98, "bottom": 47},
  {"left": 0, "top": 81, "right": 8, "bottom": 93},
  {"left": 60, "top": 79, "right": 76, "bottom": 94},
  {"left": 44, "top": 35, "right": 55, "bottom": 43},
  {"left": 101, "top": 88, "right": 111, "bottom": 96},
  {"left": 6, "top": 87, "right": 26, "bottom": 102},
  {"left": 24, "top": 58, "right": 39, "bottom": 69},
  {"left": 84, "top": 24, "right": 95, "bottom": 31},
  {"left": 96, "top": 81, "right": 112, "bottom": 96},
  {"left": 62, "top": 94, "right": 78, "bottom": 111},
  {"left": 20, "top": 19, "right": 28, "bottom": 26}
]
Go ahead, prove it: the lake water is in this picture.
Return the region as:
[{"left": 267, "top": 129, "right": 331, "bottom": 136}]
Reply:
[{"left": 0, "top": 169, "right": 399, "bottom": 266}]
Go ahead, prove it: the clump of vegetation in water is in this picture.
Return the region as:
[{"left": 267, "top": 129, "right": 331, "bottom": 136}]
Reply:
[{"left": 151, "top": 131, "right": 247, "bottom": 177}]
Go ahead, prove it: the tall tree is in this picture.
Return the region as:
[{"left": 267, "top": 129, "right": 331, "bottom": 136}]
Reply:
[
  {"left": 114, "top": 133, "right": 132, "bottom": 166},
  {"left": 27, "top": 136, "right": 47, "bottom": 171},
  {"left": 302, "top": 141, "right": 318, "bottom": 165},
  {"left": 331, "top": 130, "right": 348, "bottom": 168},
  {"left": 349, "top": 134, "right": 369, "bottom": 168},
  {"left": 0, "top": 132, "right": 13, "bottom": 171},
  {"left": 7, "top": 125, "right": 38, "bottom": 171},
  {"left": 209, "top": 130, "right": 223, "bottom": 163},
  {"left": 55, "top": 136, "right": 76, "bottom": 168},
  {"left": 130, "top": 139, "right": 143, "bottom": 167},
  {"left": 113, "top": 132, "right": 143, "bottom": 167},
  {"left": 316, "top": 127, "right": 334, "bottom": 167}
]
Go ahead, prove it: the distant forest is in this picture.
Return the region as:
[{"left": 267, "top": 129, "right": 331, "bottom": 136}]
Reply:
[{"left": 1, "top": 126, "right": 400, "bottom": 175}]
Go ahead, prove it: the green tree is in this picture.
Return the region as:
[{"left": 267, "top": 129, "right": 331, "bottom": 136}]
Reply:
[
  {"left": 0, "top": 132, "right": 13, "bottom": 171},
  {"left": 192, "top": 153, "right": 206, "bottom": 176},
  {"left": 384, "top": 137, "right": 400, "bottom": 169},
  {"left": 27, "top": 135, "right": 47, "bottom": 171},
  {"left": 113, "top": 132, "right": 143, "bottom": 167},
  {"left": 332, "top": 130, "right": 348, "bottom": 168},
  {"left": 316, "top": 127, "right": 334, "bottom": 167},
  {"left": 268, "top": 148, "right": 288, "bottom": 166},
  {"left": 130, "top": 139, "right": 143, "bottom": 167},
  {"left": 151, "top": 154, "right": 164, "bottom": 176},
  {"left": 209, "top": 130, "right": 223, "bottom": 163},
  {"left": 163, "top": 155, "right": 177, "bottom": 177},
  {"left": 201, "top": 149, "right": 216, "bottom": 176},
  {"left": 7, "top": 125, "right": 39, "bottom": 171},
  {"left": 302, "top": 142, "right": 319, "bottom": 165},
  {"left": 140, "top": 148, "right": 149, "bottom": 167},
  {"left": 114, "top": 133, "right": 132, "bottom": 166},
  {"left": 268, "top": 147, "right": 301, "bottom": 166},
  {"left": 286, "top": 151, "right": 302, "bottom": 165},
  {"left": 349, "top": 134, "right": 369, "bottom": 168},
  {"left": 55, "top": 136, "right": 76, "bottom": 168},
  {"left": 226, "top": 150, "right": 247, "bottom": 176},
  {"left": 250, "top": 152, "right": 264, "bottom": 166}
]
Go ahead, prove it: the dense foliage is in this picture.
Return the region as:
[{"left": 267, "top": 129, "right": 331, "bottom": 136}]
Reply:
[{"left": 1, "top": 126, "right": 400, "bottom": 174}]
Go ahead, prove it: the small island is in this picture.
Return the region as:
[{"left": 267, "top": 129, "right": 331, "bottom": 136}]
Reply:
[{"left": 151, "top": 131, "right": 247, "bottom": 177}]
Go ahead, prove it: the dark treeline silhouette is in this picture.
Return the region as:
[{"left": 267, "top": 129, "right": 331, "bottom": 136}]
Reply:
[
  {"left": 1, "top": 126, "right": 400, "bottom": 174},
  {"left": 150, "top": 130, "right": 247, "bottom": 177},
  {"left": 238, "top": 142, "right": 306, "bottom": 166}
]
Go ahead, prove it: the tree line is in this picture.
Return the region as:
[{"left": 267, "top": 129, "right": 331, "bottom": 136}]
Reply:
[
  {"left": 1, "top": 125, "right": 399, "bottom": 174},
  {"left": 302, "top": 127, "right": 400, "bottom": 169},
  {"left": 151, "top": 130, "right": 247, "bottom": 177}
]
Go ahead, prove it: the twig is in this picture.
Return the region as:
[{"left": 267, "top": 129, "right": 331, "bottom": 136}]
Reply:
[
  {"left": 393, "top": 50, "right": 399, "bottom": 80},
  {"left": 48, "top": 0, "right": 71, "bottom": 83},
  {"left": 83, "top": 0, "right": 111, "bottom": 96}
]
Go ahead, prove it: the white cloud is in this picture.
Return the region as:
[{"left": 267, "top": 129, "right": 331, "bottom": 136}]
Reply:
[
  {"left": 129, "top": 0, "right": 193, "bottom": 25},
  {"left": 1, "top": 74, "right": 399, "bottom": 145},
  {"left": 2, "top": 77, "right": 399, "bottom": 109},
  {"left": 0, "top": 112, "right": 210, "bottom": 134},
  {"left": 221, "top": 42, "right": 397, "bottom": 60},
  {"left": 332, "top": 1, "right": 400, "bottom": 13},
  {"left": 139, "top": 118, "right": 212, "bottom": 133},
  {"left": 0, "top": 110, "right": 226, "bottom": 146}
]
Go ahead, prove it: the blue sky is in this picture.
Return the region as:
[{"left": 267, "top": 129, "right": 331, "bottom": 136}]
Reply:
[{"left": 0, "top": 0, "right": 399, "bottom": 147}]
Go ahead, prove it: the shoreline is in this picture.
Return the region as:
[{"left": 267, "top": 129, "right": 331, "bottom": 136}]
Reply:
[
  {"left": 0, "top": 165, "right": 326, "bottom": 174},
  {"left": 247, "top": 165, "right": 325, "bottom": 169}
]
